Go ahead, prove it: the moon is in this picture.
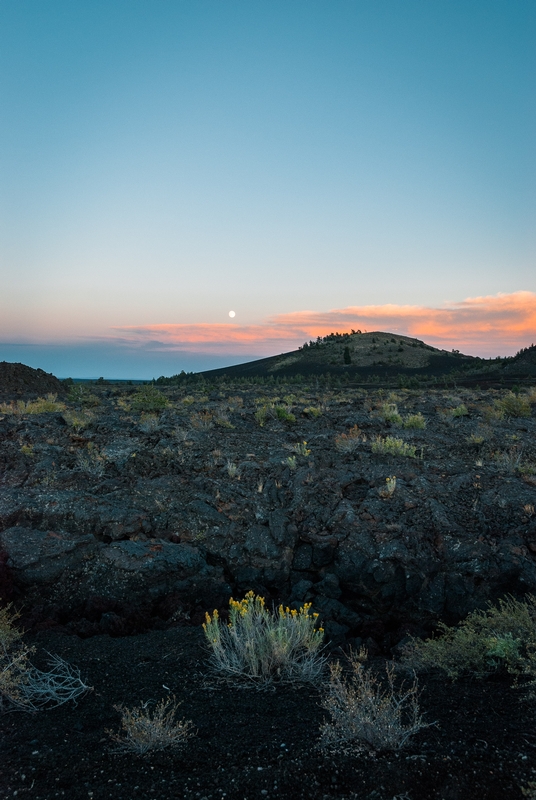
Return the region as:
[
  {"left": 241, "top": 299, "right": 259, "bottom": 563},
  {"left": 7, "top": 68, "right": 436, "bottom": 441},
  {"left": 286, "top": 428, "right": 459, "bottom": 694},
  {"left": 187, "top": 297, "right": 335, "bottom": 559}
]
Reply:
[{"left": 229, "top": 310, "right": 236, "bottom": 318}]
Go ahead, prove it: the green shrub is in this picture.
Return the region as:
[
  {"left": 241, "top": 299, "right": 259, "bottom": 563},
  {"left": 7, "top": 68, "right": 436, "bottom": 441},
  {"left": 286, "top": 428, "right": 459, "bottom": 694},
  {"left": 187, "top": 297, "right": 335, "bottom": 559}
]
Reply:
[
  {"left": 379, "top": 403, "right": 402, "bottom": 425},
  {"left": 254, "top": 405, "right": 270, "bottom": 426},
  {"left": 495, "top": 393, "right": 531, "bottom": 418},
  {"left": 303, "top": 406, "right": 322, "bottom": 418},
  {"left": 449, "top": 404, "right": 469, "bottom": 418},
  {"left": 320, "top": 652, "right": 430, "bottom": 752},
  {"left": 371, "top": 436, "right": 416, "bottom": 458},
  {"left": 403, "top": 413, "right": 426, "bottom": 430},
  {"left": 274, "top": 406, "right": 296, "bottom": 424},
  {"left": 203, "top": 592, "right": 325, "bottom": 685},
  {"left": 402, "top": 595, "right": 536, "bottom": 680},
  {"left": 67, "top": 385, "right": 100, "bottom": 407},
  {"left": 130, "top": 385, "right": 169, "bottom": 413}
]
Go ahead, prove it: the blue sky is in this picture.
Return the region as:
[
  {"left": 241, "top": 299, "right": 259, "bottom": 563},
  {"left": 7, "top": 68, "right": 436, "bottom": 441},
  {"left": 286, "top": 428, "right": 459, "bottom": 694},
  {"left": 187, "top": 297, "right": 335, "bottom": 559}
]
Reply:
[{"left": 1, "top": 1, "right": 534, "bottom": 377}]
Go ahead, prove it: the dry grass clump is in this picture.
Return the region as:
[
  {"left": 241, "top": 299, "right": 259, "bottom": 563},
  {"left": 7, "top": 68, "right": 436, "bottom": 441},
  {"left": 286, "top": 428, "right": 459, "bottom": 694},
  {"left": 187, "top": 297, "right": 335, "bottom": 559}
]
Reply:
[
  {"left": 335, "top": 425, "right": 363, "bottom": 453},
  {"left": 203, "top": 591, "right": 326, "bottom": 685},
  {"left": 190, "top": 410, "right": 214, "bottom": 430},
  {"left": 226, "top": 460, "right": 240, "bottom": 478},
  {"left": 139, "top": 413, "right": 160, "bottom": 433},
  {"left": 494, "top": 446, "right": 523, "bottom": 473},
  {"left": 0, "top": 394, "right": 65, "bottom": 415},
  {"left": 107, "top": 696, "right": 194, "bottom": 755},
  {"left": 402, "top": 595, "right": 536, "bottom": 680},
  {"left": 214, "top": 409, "right": 234, "bottom": 428},
  {"left": 371, "top": 436, "right": 416, "bottom": 458},
  {"left": 1, "top": 605, "right": 89, "bottom": 710},
  {"left": 62, "top": 409, "right": 94, "bottom": 432},
  {"left": 320, "top": 651, "right": 430, "bottom": 752}
]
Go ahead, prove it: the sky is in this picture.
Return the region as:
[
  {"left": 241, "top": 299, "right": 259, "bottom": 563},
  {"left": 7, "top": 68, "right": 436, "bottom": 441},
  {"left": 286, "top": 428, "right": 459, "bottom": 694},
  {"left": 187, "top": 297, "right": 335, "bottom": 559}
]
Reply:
[{"left": 1, "top": 1, "right": 534, "bottom": 378}]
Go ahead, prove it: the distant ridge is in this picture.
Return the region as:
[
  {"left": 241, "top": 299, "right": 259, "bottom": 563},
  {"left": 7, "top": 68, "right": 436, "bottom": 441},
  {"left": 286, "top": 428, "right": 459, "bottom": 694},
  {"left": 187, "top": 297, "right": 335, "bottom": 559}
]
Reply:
[{"left": 156, "top": 331, "right": 535, "bottom": 387}]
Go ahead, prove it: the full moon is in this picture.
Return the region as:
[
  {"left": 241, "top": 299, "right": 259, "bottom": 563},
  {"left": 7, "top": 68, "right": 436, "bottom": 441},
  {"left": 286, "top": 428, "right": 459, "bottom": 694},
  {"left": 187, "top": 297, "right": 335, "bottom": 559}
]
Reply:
[{"left": 229, "top": 310, "right": 236, "bottom": 318}]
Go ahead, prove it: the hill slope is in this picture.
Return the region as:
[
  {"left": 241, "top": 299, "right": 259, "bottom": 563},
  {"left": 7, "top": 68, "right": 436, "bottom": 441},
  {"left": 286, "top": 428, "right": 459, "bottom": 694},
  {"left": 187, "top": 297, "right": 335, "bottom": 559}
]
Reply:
[{"left": 196, "top": 331, "right": 480, "bottom": 382}]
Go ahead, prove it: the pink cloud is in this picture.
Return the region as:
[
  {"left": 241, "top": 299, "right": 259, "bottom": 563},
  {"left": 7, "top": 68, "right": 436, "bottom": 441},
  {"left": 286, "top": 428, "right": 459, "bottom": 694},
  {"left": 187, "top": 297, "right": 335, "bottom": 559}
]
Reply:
[{"left": 112, "top": 291, "right": 536, "bottom": 358}]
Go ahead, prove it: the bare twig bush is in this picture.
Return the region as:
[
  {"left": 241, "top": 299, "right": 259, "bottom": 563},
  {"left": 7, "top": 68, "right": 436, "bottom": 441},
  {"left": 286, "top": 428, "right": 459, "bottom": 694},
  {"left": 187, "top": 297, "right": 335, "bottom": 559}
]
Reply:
[
  {"left": 107, "top": 696, "right": 194, "bottom": 755},
  {"left": 203, "top": 591, "right": 326, "bottom": 685},
  {"left": 76, "top": 445, "right": 106, "bottom": 477},
  {"left": 1, "top": 606, "right": 89, "bottom": 711},
  {"left": 19, "top": 654, "right": 90, "bottom": 710},
  {"left": 320, "top": 653, "right": 431, "bottom": 752}
]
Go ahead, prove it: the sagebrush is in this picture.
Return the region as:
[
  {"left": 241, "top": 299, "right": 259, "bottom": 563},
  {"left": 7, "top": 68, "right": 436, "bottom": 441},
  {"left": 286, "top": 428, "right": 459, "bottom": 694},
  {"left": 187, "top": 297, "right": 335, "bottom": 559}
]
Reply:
[
  {"left": 108, "top": 696, "right": 194, "bottom": 755},
  {"left": 203, "top": 591, "right": 325, "bottom": 684},
  {"left": 320, "top": 652, "right": 430, "bottom": 752}
]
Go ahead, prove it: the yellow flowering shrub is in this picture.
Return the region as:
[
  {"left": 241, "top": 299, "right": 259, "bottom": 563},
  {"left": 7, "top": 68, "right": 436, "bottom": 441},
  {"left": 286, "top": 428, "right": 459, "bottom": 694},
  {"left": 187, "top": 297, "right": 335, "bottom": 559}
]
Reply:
[{"left": 203, "top": 591, "right": 325, "bottom": 684}]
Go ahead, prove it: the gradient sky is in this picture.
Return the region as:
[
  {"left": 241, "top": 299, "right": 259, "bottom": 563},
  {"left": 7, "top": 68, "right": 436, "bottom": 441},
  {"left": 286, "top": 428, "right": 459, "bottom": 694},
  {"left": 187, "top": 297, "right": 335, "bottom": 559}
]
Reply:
[{"left": 1, "top": 1, "right": 534, "bottom": 378}]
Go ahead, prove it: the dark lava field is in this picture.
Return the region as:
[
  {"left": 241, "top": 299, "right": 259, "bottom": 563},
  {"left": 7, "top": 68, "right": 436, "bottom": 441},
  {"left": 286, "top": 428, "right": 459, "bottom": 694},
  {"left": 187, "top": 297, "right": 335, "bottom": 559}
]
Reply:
[{"left": 1, "top": 366, "right": 536, "bottom": 798}]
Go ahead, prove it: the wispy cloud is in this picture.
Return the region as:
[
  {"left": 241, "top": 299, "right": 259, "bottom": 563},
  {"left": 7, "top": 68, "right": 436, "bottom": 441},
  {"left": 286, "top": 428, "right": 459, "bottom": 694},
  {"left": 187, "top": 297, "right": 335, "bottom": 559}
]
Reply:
[{"left": 112, "top": 291, "right": 535, "bottom": 358}]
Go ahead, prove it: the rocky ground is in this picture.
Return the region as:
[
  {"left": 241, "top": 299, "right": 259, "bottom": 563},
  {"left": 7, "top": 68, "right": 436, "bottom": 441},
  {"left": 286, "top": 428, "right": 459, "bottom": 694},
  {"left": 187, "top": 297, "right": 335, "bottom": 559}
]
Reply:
[
  {"left": 1, "top": 374, "right": 536, "bottom": 797},
  {"left": 2, "top": 626, "right": 536, "bottom": 800},
  {"left": 1, "top": 381, "right": 535, "bottom": 640}
]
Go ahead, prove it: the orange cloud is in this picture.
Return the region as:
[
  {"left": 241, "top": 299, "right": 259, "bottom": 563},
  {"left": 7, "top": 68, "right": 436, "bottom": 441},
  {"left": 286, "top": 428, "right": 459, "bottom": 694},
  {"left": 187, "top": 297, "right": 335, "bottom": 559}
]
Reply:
[{"left": 113, "top": 291, "right": 536, "bottom": 358}]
